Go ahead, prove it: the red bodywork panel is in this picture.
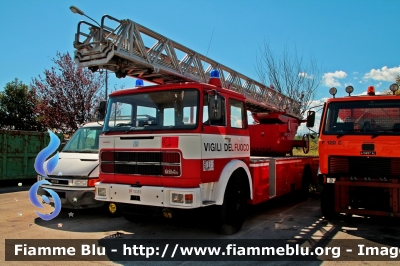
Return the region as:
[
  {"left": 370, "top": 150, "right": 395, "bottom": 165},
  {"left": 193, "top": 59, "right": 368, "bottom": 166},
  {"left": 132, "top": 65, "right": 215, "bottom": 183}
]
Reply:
[
  {"left": 249, "top": 113, "right": 300, "bottom": 156},
  {"left": 249, "top": 157, "right": 319, "bottom": 205},
  {"left": 249, "top": 124, "right": 298, "bottom": 156}
]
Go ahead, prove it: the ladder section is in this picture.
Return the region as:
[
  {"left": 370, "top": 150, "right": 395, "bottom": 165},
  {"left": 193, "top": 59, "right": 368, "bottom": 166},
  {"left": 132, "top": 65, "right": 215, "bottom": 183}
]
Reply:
[{"left": 73, "top": 15, "right": 301, "bottom": 118}]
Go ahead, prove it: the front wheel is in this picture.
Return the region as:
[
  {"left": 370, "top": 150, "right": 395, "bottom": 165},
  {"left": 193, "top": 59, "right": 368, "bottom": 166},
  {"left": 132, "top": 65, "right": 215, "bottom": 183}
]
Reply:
[
  {"left": 321, "top": 185, "right": 338, "bottom": 219},
  {"left": 217, "top": 175, "right": 248, "bottom": 235}
]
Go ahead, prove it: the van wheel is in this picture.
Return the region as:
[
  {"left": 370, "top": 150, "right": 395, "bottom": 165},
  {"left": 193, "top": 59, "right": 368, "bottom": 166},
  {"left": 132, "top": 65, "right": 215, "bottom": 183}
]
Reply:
[
  {"left": 218, "top": 174, "right": 247, "bottom": 235},
  {"left": 321, "top": 185, "right": 338, "bottom": 219},
  {"left": 105, "top": 202, "right": 121, "bottom": 217}
]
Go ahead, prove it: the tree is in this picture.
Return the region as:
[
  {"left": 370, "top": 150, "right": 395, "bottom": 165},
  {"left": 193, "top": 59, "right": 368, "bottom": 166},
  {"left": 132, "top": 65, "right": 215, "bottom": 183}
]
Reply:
[
  {"left": 381, "top": 76, "right": 400, "bottom": 95},
  {"left": 392, "top": 76, "right": 400, "bottom": 95},
  {"left": 256, "top": 42, "right": 323, "bottom": 115},
  {"left": 31, "top": 52, "right": 105, "bottom": 134},
  {"left": 0, "top": 79, "right": 42, "bottom": 131}
]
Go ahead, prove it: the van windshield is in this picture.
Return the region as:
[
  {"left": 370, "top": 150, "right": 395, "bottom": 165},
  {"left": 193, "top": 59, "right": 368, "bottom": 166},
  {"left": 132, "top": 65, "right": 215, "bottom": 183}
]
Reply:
[{"left": 63, "top": 127, "right": 102, "bottom": 153}]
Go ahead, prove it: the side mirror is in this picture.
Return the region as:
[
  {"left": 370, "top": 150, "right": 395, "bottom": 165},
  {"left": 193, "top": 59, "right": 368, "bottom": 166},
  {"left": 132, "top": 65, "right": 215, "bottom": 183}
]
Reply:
[
  {"left": 97, "top": 101, "right": 107, "bottom": 121},
  {"left": 306, "top": 110, "right": 315, "bottom": 128},
  {"left": 208, "top": 94, "right": 222, "bottom": 121}
]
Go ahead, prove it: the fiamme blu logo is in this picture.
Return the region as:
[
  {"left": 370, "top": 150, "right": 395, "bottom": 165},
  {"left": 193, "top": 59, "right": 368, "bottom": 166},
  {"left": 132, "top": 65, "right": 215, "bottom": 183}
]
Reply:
[{"left": 28, "top": 130, "right": 62, "bottom": 221}]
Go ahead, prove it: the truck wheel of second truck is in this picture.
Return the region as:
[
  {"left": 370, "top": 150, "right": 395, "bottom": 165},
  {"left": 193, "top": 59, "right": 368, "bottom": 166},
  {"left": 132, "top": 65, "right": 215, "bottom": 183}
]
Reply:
[
  {"left": 321, "top": 185, "right": 338, "bottom": 220},
  {"left": 218, "top": 174, "right": 248, "bottom": 235}
]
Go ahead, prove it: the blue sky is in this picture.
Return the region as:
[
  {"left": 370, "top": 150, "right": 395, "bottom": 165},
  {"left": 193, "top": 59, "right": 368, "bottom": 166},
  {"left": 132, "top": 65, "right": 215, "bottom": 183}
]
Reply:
[{"left": 1, "top": 0, "right": 399, "bottom": 102}]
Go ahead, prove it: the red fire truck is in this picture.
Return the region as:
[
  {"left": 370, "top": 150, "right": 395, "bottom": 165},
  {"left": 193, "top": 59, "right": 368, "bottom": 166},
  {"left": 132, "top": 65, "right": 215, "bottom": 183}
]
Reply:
[
  {"left": 318, "top": 84, "right": 400, "bottom": 219},
  {"left": 72, "top": 14, "right": 319, "bottom": 234}
]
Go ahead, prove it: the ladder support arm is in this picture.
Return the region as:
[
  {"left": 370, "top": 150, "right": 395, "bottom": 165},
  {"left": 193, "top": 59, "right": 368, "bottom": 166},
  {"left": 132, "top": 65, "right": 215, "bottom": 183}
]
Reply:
[{"left": 73, "top": 14, "right": 301, "bottom": 118}]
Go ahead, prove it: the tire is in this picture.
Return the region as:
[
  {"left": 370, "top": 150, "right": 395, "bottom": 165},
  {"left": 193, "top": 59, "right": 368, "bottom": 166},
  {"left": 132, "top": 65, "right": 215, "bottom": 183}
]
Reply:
[
  {"left": 321, "top": 184, "right": 338, "bottom": 219},
  {"left": 217, "top": 174, "right": 248, "bottom": 235},
  {"left": 104, "top": 202, "right": 121, "bottom": 218},
  {"left": 299, "top": 166, "right": 312, "bottom": 201}
]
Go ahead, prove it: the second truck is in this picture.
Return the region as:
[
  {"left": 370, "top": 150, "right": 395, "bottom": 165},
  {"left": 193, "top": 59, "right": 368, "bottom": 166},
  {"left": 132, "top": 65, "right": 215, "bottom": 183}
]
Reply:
[{"left": 318, "top": 84, "right": 400, "bottom": 218}]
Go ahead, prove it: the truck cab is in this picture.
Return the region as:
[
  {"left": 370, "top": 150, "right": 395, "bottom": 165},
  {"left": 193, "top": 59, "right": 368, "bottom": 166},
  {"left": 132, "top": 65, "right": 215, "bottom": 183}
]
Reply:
[
  {"left": 319, "top": 84, "right": 400, "bottom": 218},
  {"left": 94, "top": 73, "right": 318, "bottom": 235}
]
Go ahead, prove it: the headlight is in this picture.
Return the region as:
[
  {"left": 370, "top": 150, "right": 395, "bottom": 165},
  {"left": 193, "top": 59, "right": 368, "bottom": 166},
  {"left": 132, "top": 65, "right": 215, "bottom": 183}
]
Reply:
[
  {"left": 172, "top": 193, "right": 184, "bottom": 203},
  {"left": 327, "top": 178, "right": 336, "bottom": 184},
  {"left": 171, "top": 192, "right": 194, "bottom": 205},
  {"left": 97, "top": 187, "right": 107, "bottom": 196},
  {"left": 68, "top": 180, "right": 88, "bottom": 186},
  {"left": 37, "top": 175, "right": 46, "bottom": 181}
]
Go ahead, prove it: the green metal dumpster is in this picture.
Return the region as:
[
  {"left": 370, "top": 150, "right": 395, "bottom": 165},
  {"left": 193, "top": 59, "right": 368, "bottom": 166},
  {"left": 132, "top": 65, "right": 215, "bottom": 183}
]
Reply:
[{"left": 0, "top": 130, "right": 64, "bottom": 181}]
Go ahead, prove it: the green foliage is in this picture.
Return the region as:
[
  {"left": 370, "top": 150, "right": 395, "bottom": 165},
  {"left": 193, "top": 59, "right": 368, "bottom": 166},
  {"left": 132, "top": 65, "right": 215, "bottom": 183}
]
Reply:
[
  {"left": 292, "top": 134, "right": 319, "bottom": 156},
  {"left": 0, "top": 78, "right": 42, "bottom": 131},
  {"left": 381, "top": 76, "right": 400, "bottom": 95}
]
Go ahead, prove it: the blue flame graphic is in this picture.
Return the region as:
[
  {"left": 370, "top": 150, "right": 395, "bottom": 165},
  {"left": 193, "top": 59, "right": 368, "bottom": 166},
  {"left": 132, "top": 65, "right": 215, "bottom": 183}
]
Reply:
[
  {"left": 34, "top": 129, "right": 60, "bottom": 176},
  {"left": 29, "top": 180, "right": 61, "bottom": 221},
  {"left": 29, "top": 130, "right": 62, "bottom": 221}
]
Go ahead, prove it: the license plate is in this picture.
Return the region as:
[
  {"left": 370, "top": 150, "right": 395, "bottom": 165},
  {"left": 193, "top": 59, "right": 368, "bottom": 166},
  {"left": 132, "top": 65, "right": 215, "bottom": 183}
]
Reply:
[
  {"left": 360, "top": 151, "right": 376, "bottom": 155},
  {"left": 128, "top": 189, "right": 141, "bottom": 194}
]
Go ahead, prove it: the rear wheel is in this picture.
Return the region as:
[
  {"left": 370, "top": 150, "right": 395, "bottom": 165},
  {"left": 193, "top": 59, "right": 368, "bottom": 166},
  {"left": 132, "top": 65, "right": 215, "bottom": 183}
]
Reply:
[
  {"left": 299, "top": 166, "right": 312, "bottom": 201},
  {"left": 217, "top": 174, "right": 248, "bottom": 235}
]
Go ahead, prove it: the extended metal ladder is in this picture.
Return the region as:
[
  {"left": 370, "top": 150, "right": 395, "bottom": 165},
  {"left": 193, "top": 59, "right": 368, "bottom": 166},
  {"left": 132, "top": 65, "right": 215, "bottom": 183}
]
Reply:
[{"left": 73, "top": 15, "right": 301, "bottom": 118}]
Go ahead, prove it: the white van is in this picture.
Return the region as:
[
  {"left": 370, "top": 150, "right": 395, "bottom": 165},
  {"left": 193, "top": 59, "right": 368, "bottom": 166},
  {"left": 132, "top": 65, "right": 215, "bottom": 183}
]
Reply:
[{"left": 37, "top": 121, "right": 120, "bottom": 216}]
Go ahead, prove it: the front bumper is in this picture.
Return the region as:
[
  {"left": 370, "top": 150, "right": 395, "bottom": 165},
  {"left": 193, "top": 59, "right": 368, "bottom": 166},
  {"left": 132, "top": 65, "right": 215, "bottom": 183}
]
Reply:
[
  {"left": 95, "top": 183, "right": 207, "bottom": 209},
  {"left": 38, "top": 185, "right": 104, "bottom": 209}
]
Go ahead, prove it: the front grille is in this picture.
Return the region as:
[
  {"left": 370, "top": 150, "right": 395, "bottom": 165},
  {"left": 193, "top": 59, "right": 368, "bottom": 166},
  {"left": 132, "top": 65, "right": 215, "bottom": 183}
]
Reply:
[
  {"left": 329, "top": 156, "right": 400, "bottom": 178},
  {"left": 115, "top": 164, "right": 162, "bottom": 175},
  {"left": 55, "top": 191, "right": 66, "bottom": 199},
  {"left": 101, "top": 151, "right": 181, "bottom": 176},
  {"left": 115, "top": 152, "right": 162, "bottom": 163}
]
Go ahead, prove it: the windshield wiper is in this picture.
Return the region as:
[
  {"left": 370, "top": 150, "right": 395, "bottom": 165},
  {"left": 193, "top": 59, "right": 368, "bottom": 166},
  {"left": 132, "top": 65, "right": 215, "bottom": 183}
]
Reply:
[
  {"left": 116, "top": 123, "right": 135, "bottom": 127},
  {"left": 78, "top": 150, "right": 98, "bottom": 153},
  {"left": 336, "top": 130, "right": 357, "bottom": 139},
  {"left": 124, "top": 127, "right": 139, "bottom": 134},
  {"left": 371, "top": 130, "right": 399, "bottom": 139}
]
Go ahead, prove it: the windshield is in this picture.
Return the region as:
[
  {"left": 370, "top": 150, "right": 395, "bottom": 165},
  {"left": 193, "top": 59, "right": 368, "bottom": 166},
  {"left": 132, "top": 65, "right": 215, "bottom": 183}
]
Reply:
[
  {"left": 63, "top": 126, "right": 102, "bottom": 153},
  {"left": 104, "top": 89, "right": 199, "bottom": 132},
  {"left": 323, "top": 100, "right": 400, "bottom": 135}
]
